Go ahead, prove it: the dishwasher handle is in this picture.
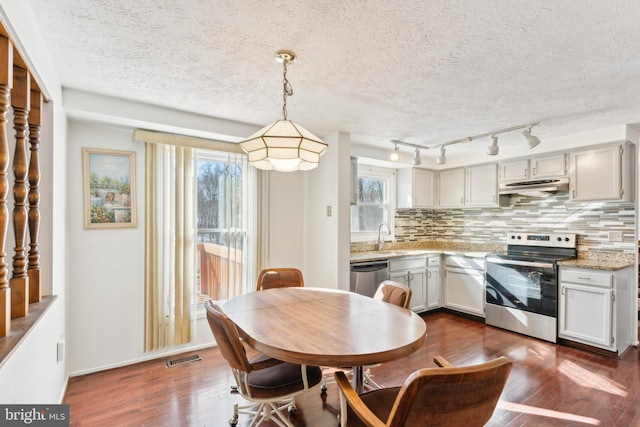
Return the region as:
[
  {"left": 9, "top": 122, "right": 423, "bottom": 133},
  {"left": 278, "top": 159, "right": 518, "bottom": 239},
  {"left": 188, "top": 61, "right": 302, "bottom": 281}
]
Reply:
[{"left": 350, "top": 261, "right": 389, "bottom": 272}]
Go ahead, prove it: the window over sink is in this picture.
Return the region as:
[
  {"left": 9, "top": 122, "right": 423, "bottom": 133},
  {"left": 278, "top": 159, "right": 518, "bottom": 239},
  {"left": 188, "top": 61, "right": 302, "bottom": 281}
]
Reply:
[{"left": 350, "top": 164, "right": 396, "bottom": 242}]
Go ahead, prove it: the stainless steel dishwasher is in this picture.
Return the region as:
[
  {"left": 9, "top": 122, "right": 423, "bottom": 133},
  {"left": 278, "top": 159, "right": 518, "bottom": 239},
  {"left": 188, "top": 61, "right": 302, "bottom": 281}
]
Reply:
[{"left": 350, "top": 260, "right": 389, "bottom": 298}]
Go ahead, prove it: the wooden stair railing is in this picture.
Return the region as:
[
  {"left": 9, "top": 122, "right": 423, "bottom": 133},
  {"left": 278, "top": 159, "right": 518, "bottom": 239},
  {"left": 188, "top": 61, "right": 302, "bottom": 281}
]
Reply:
[
  {"left": 10, "top": 64, "right": 30, "bottom": 319},
  {"left": 27, "top": 84, "right": 42, "bottom": 303},
  {"left": 0, "top": 35, "right": 11, "bottom": 336}
]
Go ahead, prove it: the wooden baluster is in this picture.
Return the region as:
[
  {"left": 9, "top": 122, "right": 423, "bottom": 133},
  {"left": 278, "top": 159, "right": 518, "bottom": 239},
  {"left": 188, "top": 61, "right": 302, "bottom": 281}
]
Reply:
[
  {"left": 10, "top": 64, "right": 30, "bottom": 318},
  {"left": 27, "top": 84, "right": 42, "bottom": 303},
  {"left": 0, "top": 36, "right": 12, "bottom": 336}
]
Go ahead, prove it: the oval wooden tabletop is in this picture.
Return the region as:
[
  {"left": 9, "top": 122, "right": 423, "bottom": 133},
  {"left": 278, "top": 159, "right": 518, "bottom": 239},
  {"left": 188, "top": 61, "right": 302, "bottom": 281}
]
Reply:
[{"left": 222, "top": 287, "right": 427, "bottom": 367}]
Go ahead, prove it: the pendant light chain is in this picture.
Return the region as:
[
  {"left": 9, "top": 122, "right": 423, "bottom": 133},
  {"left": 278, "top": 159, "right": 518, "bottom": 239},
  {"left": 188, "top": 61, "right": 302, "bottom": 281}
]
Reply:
[{"left": 281, "top": 60, "right": 293, "bottom": 120}]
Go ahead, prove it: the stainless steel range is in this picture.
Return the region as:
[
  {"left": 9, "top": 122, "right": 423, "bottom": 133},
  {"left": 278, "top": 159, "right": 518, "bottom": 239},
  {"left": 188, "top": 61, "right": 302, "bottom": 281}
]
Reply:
[{"left": 485, "top": 232, "right": 577, "bottom": 343}]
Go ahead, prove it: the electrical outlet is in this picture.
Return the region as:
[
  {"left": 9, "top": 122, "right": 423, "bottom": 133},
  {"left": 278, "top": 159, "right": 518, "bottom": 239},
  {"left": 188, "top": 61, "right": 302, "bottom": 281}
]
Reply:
[
  {"left": 326, "top": 205, "right": 332, "bottom": 217},
  {"left": 608, "top": 230, "right": 623, "bottom": 242}
]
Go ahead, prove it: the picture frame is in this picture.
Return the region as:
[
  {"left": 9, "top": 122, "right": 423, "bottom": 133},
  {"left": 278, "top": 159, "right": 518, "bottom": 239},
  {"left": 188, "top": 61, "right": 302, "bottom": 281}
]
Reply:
[{"left": 82, "top": 147, "right": 137, "bottom": 229}]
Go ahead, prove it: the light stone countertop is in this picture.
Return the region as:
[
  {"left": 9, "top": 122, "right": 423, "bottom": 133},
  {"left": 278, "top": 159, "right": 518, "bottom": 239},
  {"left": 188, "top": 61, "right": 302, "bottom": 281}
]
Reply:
[
  {"left": 350, "top": 241, "right": 636, "bottom": 271},
  {"left": 558, "top": 257, "right": 635, "bottom": 271}
]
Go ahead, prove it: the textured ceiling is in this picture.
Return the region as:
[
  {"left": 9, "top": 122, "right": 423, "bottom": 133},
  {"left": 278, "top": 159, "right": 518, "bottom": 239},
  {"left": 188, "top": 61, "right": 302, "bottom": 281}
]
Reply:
[{"left": 24, "top": 0, "right": 640, "bottom": 163}]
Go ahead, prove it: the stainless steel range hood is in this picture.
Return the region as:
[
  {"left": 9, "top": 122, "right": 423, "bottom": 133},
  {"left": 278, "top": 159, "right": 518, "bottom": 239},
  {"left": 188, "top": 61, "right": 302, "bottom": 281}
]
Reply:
[{"left": 499, "top": 176, "right": 569, "bottom": 195}]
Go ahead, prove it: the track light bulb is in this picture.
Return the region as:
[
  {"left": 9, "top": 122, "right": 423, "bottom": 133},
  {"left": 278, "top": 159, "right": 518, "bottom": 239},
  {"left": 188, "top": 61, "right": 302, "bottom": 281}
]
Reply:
[
  {"left": 522, "top": 126, "right": 541, "bottom": 149},
  {"left": 412, "top": 148, "right": 421, "bottom": 165},
  {"left": 436, "top": 146, "right": 446, "bottom": 165},
  {"left": 487, "top": 135, "right": 499, "bottom": 155},
  {"left": 389, "top": 145, "right": 399, "bottom": 161}
]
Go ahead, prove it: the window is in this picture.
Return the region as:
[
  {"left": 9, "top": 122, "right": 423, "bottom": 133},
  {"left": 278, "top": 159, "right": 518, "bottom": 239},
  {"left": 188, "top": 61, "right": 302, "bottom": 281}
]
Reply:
[
  {"left": 144, "top": 141, "right": 256, "bottom": 351},
  {"left": 195, "top": 151, "right": 256, "bottom": 304},
  {"left": 350, "top": 164, "right": 396, "bottom": 242}
]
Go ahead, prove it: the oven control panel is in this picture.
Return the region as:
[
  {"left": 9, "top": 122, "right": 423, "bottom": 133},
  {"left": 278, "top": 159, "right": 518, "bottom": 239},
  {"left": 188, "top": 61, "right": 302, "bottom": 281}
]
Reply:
[{"left": 506, "top": 232, "right": 576, "bottom": 248}]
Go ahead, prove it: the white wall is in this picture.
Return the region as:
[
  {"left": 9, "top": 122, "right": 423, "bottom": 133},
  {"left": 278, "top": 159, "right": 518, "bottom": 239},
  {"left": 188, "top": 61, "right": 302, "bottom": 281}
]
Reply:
[
  {"left": 65, "top": 120, "right": 221, "bottom": 375},
  {"left": 302, "top": 132, "right": 351, "bottom": 290},
  {"left": 0, "top": 1, "right": 67, "bottom": 403},
  {"left": 265, "top": 172, "right": 304, "bottom": 269}
]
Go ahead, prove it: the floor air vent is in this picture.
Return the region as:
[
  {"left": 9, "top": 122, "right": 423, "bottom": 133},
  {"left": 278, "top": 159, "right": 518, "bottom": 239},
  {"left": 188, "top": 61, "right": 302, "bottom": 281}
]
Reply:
[{"left": 166, "top": 354, "right": 201, "bottom": 368}]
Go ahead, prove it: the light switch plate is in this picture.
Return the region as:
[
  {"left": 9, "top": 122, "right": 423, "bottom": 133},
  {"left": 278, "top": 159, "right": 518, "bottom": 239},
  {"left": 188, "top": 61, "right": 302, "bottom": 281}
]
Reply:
[{"left": 326, "top": 205, "right": 332, "bottom": 217}]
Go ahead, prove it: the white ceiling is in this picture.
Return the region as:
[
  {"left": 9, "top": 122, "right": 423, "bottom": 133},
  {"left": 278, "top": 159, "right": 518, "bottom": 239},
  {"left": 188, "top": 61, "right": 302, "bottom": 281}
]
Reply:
[{"left": 24, "top": 0, "right": 640, "bottom": 164}]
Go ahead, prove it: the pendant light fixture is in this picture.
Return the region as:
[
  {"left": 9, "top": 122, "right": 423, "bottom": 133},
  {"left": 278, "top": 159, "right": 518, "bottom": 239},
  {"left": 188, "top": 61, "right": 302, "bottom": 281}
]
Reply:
[{"left": 239, "top": 50, "right": 328, "bottom": 172}]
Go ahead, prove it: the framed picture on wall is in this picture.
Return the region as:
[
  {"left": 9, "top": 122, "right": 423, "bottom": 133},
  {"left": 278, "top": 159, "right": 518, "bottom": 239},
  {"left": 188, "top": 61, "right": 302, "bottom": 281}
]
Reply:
[{"left": 82, "top": 147, "right": 137, "bottom": 229}]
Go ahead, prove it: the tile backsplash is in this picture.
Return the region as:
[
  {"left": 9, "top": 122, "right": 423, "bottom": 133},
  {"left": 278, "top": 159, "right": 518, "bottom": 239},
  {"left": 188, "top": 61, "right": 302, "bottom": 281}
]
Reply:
[{"left": 395, "top": 193, "right": 636, "bottom": 254}]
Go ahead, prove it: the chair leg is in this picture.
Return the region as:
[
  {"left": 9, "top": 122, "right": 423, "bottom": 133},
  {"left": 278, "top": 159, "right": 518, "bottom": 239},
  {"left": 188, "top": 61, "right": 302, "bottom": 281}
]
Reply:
[
  {"left": 363, "top": 367, "right": 382, "bottom": 390},
  {"left": 229, "top": 403, "right": 239, "bottom": 426}
]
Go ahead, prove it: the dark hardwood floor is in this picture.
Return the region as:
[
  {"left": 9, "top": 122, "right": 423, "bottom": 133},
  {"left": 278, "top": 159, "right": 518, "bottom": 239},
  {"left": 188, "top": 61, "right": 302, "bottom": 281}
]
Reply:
[{"left": 63, "top": 311, "right": 640, "bottom": 426}]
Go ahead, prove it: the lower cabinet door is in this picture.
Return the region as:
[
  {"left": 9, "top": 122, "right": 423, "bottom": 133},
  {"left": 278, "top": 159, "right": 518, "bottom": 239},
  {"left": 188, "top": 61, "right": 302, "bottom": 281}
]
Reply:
[
  {"left": 426, "top": 267, "right": 440, "bottom": 309},
  {"left": 390, "top": 270, "right": 427, "bottom": 313},
  {"left": 558, "top": 282, "right": 613, "bottom": 349},
  {"left": 444, "top": 267, "right": 484, "bottom": 317}
]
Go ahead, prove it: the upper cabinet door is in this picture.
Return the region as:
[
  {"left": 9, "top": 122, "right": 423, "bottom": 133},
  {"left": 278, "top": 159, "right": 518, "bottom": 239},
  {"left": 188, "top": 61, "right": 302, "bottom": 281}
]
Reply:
[
  {"left": 466, "top": 163, "right": 499, "bottom": 207},
  {"left": 570, "top": 143, "right": 633, "bottom": 202},
  {"left": 531, "top": 153, "right": 567, "bottom": 178},
  {"left": 438, "top": 168, "right": 465, "bottom": 207},
  {"left": 499, "top": 159, "right": 529, "bottom": 182},
  {"left": 397, "top": 168, "right": 436, "bottom": 208}
]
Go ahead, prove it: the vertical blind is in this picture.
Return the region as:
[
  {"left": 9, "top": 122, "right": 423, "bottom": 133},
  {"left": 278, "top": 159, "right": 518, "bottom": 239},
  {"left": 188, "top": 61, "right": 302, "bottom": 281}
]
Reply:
[
  {"left": 144, "top": 142, "right": 195, "bottom": 350},
  {"left": 138, "top": 129, "right": 259, "bottom": 351}
]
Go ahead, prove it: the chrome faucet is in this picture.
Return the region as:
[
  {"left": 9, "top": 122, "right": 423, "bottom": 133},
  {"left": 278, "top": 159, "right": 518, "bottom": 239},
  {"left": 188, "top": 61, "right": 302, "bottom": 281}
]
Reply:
[{"left": 377, "top": 223, "right": 391, "bottom": 251}]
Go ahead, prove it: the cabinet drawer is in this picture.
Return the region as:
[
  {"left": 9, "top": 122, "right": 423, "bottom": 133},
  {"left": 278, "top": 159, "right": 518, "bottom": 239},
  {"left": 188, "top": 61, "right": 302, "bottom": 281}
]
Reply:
[
  {"left": 390, "top": 256, "right": 427, "bottom": 272},
  {"left": 427, "top": 256, "right": 440, "bottom": 267},
  {"left": 561, "top": 269, "right": 612, "bottom": 288}
]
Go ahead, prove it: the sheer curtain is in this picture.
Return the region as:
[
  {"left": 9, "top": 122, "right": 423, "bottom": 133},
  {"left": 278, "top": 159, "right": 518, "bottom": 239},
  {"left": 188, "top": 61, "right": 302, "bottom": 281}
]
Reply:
[{"left": 144, "top": 142, "right": 195, "bottom": 351}]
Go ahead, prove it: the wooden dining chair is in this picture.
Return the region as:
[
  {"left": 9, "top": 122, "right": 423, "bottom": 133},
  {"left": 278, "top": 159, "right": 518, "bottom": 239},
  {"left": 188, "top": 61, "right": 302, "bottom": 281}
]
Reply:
[
  {"left": 364, "top": 280, "right": 413, "bottom": 389},
  {"left": 335, "top": 355, "right": 512, "bottom": 426},
  {"left": 373, "top": 280, "right": 412, "bottom": 309},
  {"left": 205, "top": 300, "right": 323, "bottom": 427},
  {"left": 256, "top": 267, "right": 304, "bottom": 291}
]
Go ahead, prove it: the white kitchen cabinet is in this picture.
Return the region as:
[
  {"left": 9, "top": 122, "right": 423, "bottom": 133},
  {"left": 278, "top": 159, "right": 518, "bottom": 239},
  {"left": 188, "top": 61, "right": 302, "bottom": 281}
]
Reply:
[
  {"left": 499, "top": 153, "right": 567, "bottom": 182},
  {"left": 569, "top": 142, "right": 635, "bottom": 202},
  {"left": 466, "top": 163, "right": 499, "bottom": 207},
  {"left": 443, "top": 256, "right": 485, "bottom": 317},
  {"left": 499, "top": 159, "right": 529, "bottom": 182},
  {"left": 559, "top": 266, "right": 634, "bottom": 355},
  {"left": 397, "top": 168, "right": 436, "bottom": 208},
  {"left": 437, "top": 168, "right": 465, "bottom": 208},
  {"left": 426, "top": 256, "right": 441, "bottom": 310},
  {"left": 531, "top": 154, "right": 567, "bottom": 179},
  {"left": 389, "top": 256, "right": 428, "bottom": 313}
]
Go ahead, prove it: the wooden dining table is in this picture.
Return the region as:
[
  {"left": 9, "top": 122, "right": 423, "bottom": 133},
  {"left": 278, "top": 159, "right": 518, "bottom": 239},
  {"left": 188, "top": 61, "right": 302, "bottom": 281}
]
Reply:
[{"left": 222, "top": 287, "right": 427, "bottom": 394}]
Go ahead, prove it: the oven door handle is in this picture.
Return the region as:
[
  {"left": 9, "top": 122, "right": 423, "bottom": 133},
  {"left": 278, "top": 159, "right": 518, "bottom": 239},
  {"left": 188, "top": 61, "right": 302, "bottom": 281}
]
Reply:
[{"left": 486, "top": 257, "right": 555, "bottom": 269}]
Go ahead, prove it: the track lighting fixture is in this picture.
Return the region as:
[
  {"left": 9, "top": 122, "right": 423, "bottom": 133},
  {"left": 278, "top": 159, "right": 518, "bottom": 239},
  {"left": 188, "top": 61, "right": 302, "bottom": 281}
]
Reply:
[
  {"left": 412, "top": 148, "right": 421, "bottom": 165},
  {"left": 487, "top": 135, "right": 499, "bottom": 155},
  {"left": 522, "top": 126, "right": 541, "bottom": 149},
  {"left": 389, "top": 122, "right": 540, "bottom": 165},
  {"left": 389, "top": 144, "right": 399, "bottom": 161}
]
